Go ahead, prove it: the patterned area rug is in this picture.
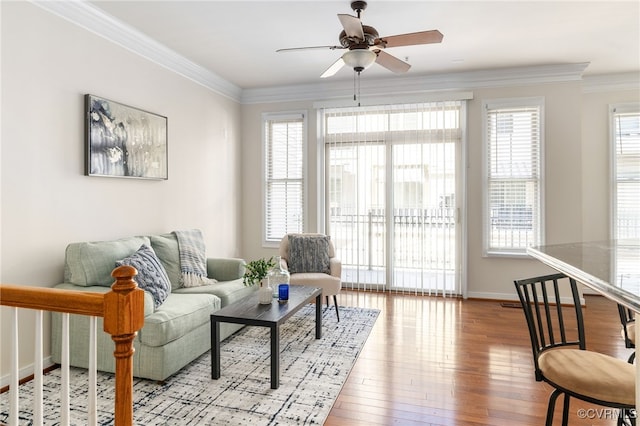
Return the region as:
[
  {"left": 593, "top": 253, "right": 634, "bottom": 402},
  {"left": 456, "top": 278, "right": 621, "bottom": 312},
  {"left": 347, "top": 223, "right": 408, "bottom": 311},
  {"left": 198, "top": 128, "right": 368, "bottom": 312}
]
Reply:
[{"left": 1, "top": 305, "right": 379, "bottom": 425}]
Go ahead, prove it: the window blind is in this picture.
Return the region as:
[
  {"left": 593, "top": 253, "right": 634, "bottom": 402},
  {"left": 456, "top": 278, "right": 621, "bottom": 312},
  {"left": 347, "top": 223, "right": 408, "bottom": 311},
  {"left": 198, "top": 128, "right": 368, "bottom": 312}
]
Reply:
[
  {"left": 611, "top": 104, "right": 640, "bottom": 239},
  {"left": 264, "top": 113, "right": 305, "bottom": 244},
  {"left": 323, "top": 101, "right": 463, "bottom": 296},
  {"left": 483, "top": 98, "right": 544, "bottom": 255}
]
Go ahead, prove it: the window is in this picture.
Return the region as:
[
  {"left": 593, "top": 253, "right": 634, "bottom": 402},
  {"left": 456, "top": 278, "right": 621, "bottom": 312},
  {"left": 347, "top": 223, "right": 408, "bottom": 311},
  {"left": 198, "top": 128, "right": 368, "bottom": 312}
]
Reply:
[
  {"left": 263, "top": 112, "right": 306, "bottom": 245},
  {"left": 323, "top": 101, "right": 464, "bottom": 296},
  {"left": 611, "top": 103, "right": 640, "bottom": 239},
  {"left": 483, "top": 98, "right": 544, "bottom": 256}
]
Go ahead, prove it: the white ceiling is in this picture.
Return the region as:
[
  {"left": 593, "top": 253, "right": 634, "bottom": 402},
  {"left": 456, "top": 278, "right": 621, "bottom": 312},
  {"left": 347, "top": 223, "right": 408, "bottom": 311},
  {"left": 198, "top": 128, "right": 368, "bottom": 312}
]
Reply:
[{"left": 89, "top": 0, "right": 639, "bottom": 90}]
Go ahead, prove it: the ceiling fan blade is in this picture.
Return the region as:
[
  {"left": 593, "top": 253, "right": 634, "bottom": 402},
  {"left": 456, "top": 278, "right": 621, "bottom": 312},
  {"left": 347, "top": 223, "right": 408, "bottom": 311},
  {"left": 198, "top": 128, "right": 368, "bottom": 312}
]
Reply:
[
  {"left": 338, "top": 14, "right": 364, "bottom": 40},
  {"left": 276, "top": 45, "right": 345, "bottom": 53},
  {"left": 374, "top": 50, "right": 411, "bottom": 73},
  {"left": 375, "top": 30, "right": 443, "bottom": 49},
  {"left": 321, "top": 57, "right": 345, "bottom": 78}
]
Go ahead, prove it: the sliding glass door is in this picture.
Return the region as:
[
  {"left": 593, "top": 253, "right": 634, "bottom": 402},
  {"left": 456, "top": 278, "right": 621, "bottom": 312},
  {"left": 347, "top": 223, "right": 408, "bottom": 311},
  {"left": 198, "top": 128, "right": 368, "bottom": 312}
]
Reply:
[{"left": 323, "top": 102, "right": 463, "bottom": 296}]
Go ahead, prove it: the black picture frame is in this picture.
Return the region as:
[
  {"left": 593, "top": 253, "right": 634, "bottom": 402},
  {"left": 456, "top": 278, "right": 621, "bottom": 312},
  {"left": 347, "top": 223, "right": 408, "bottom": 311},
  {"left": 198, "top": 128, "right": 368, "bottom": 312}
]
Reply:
[{"left": 85, "top": 94, "right": 168, "bottom": 180}]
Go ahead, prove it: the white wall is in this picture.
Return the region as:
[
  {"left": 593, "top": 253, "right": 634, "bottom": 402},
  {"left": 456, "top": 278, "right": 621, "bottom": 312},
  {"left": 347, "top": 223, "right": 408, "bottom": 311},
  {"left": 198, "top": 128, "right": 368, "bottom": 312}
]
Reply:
[
  {"left": 240, "top": 81, "right": 639, "bottom": 300},
  {"left": 467, "top": 82, "right": 585, "bottom": 298},
  {"left": 0, "top": 2, "right": 242, "bottom": 379}
]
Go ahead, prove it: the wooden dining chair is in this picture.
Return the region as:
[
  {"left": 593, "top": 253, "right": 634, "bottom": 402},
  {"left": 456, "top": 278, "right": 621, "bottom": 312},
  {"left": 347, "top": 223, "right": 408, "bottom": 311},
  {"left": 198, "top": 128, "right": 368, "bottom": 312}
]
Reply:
[
  {"left": 514, "top": 273, "right": 636, "bottom": 426},
  {"left": 618, "top": 303, "right": 636, "bottom": 363}
]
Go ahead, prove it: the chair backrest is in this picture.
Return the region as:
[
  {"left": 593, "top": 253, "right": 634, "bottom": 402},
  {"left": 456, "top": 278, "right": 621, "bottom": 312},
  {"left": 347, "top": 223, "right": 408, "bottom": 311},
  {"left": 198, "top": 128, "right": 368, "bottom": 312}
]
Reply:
[
  {"left": 514, "top": 273, "right": 586, "bottom": 380},
  {"left": 279, "top": 233, "right": 336, "bottom": 262},
  {"left": 618, "top": 303, "right": 635, "bottom": 348}
]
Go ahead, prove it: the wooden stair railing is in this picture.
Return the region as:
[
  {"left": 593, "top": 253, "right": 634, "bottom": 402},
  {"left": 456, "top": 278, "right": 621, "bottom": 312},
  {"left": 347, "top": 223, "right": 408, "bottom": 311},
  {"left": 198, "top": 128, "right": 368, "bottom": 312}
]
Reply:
[{"left": 0, "top": 265, "right": 144, "bottom": 425}]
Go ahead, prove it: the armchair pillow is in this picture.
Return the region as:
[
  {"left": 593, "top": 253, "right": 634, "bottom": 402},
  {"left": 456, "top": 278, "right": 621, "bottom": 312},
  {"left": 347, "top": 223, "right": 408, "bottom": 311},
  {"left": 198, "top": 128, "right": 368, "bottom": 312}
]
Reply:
[
  {"left": 288, "top": 234, "right": 331, "bottom": 274},
  {"left": 116, "top": 244, "right": 171, "bottom": 308}
]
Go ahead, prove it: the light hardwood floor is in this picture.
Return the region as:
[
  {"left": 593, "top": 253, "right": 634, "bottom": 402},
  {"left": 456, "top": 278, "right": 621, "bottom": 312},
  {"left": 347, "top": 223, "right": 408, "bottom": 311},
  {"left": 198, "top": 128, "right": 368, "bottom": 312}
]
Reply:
[{"left": 325, "top": 290, "right": 633, "bottom": 426}]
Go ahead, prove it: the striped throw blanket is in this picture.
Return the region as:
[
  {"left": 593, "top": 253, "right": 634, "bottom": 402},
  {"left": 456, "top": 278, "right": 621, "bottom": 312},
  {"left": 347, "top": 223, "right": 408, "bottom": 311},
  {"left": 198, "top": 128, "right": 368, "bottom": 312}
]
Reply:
[{"left": 173, "top": 229, "right": 217, "bottom": 287}]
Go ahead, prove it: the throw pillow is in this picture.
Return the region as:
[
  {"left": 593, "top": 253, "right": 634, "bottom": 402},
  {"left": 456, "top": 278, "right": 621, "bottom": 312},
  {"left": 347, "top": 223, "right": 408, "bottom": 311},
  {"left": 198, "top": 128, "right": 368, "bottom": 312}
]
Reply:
[
  {"left": 288, "top": 235, "right": 331, "bottom": 274},
  {"left": 116, "top": 244, "right": 171, "bottom": 308}
]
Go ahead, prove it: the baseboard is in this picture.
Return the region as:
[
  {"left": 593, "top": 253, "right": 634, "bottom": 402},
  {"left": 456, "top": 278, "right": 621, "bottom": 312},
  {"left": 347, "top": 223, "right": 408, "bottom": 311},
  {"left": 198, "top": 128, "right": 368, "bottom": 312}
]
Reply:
[
  {"left": 466, "top": 291, "right": 520, "bottom": 301},
  {"left": 0, "top": 356, "right": 54, "bottom": 389},
  {"left": 466, "top": 291, "right": 585, "bottom": 306}
]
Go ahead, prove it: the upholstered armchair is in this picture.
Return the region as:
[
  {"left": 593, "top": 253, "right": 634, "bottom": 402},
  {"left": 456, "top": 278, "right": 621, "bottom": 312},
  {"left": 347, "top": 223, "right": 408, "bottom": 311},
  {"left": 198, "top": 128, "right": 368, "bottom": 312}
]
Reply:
[{"left": 279, "top": 233, "right": 342, "bottom": 321}]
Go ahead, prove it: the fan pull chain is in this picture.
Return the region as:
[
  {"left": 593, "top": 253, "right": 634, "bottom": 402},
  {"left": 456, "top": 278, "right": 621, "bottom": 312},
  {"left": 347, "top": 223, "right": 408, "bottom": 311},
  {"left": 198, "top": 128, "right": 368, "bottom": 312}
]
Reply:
[
  {"left": 358, "top": 71, "right": 361, "bottom": 107},
  {"left": 353, "top": 70, "right": 357, "bottom": 103},
  {"left": 353, "top": 70, "right": 362, "bottom": 107}
]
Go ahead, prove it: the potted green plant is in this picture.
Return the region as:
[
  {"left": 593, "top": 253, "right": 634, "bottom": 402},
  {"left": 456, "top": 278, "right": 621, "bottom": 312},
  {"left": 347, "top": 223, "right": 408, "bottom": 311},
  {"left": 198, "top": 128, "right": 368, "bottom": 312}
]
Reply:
[{"left": 243, "top": 257, "right": 275, "bottom": 287}]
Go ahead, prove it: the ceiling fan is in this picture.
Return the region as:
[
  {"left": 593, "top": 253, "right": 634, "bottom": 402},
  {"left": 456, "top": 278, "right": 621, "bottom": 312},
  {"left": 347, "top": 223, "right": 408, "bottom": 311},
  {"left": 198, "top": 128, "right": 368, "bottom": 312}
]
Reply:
[{"left": 276, "top": 0, "right": 443, "bottom": 78}]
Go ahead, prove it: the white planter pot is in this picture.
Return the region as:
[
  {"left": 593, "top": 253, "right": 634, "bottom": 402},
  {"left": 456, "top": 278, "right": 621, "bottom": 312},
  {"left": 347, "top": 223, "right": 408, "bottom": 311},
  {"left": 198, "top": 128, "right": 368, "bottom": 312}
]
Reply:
[{"left": 258, "top": 282, "right": 273, "bottom": 304}]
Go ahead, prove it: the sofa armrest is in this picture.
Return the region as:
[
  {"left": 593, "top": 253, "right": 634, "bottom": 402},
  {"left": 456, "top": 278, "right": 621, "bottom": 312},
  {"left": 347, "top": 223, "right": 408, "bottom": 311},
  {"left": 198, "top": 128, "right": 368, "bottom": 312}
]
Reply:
[
  {"left": 54, "top": 282, "right": 155, "bottom": 317},
  {"left": 206, "top": 258, "right": 246, "bottom": 281}
]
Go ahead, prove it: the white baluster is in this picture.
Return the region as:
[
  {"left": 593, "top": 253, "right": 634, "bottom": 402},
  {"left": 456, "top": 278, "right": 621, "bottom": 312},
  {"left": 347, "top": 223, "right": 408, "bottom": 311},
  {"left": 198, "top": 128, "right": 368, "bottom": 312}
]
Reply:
[
  {"left": 9, "top": 307, "right": 18, "bottom": 426},
  {"left": 61, "top": 313, "right": 70, "bottom": 426},
  {"left": 88, "top": 316, "right": 97, "bottom": 425},
  {"left": 34, "top": 310, "right": 43, "bottom": 425}
]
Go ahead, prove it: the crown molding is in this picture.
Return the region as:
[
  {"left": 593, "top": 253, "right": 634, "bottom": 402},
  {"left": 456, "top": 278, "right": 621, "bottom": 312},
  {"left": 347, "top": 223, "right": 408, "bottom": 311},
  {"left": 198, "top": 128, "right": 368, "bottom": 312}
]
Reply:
[
  {"left": 31, "top": 0, "right": 243, "bottom": 102},
  {"left": 31, "top": 1, "right": 637, "bottom": 105},
  {"left": 582, "top": 72, "right": 640, "bottom": 94},
  {"left": 240, "top": 63, "right": 591, "bottom": 104}
]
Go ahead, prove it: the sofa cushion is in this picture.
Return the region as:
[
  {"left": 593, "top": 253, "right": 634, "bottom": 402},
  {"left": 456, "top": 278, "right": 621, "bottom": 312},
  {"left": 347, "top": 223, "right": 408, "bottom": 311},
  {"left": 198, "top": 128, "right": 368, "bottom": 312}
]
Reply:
[
  {"left": 149, "top": 233, "right": 182, "bottom": 291},
  {"left": 173, "top": 278, "right": 256, "bottom": 306},
  {"left": 287, "top": 234, "right": 331, "bottom": 274},
  {"left": 289, "top": 274, "right": 341, "bottom": 296},
  {"left": 116, "top": 244, "right": 171, "bottom": 308},
  {"left": 64, "top": 236, "right": 150, "bottom": 287},
  {"left": 138, "top": 293, "right": 221, "bottom": 347}
]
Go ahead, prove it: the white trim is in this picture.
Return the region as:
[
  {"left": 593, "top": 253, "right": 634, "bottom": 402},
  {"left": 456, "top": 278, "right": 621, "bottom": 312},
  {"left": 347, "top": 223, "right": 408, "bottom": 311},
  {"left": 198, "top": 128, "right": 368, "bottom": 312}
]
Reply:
[
  {"left": 32, "top": 1, "right": 636, "bottom": 103},
  {"left": 610, "top": 104, "right": 617, "bottom": 240},
  {"left": 467, "top": 291, "right": 584, "bottom": 306},
  {"left": 261, "top": 112, "right": 268, "bottom": 247},
  {"left": 313, "top": 91, "right": 474, "bottom": 109},
  {"left": 460, "top": 101, "right": 469, "bottom": 299},
  {"left": 261, "top": 111, "right": 308, "bottom": 247},
  {"left": 244, "top": 64, "right": 589, "bottom": 104},
  {"left": 30, "top": 0, "right": 242, "bottom": 102},
  {"left": 481, "top": 96, "right": 546, "bottom": 257},
  {"left": 316, "top": 109, "right": 326, "bottom": 234},
  {"left": 321, "top": 102, "right": 465, "bottom": 296},
  {"left": 609, "top": 102, "right": 640, "bottom": 239},
  {"left": 0, "top": 356, "right": 54, "bottom": 389},
  {"left": 583, "top": 73, "right": 640, "bottom": 94},
  {"left": 611, "top": 102, "right": 640, "bottom": 115},
  {"left": 466, "top": 291, "right": 522, "bottom": 301}
]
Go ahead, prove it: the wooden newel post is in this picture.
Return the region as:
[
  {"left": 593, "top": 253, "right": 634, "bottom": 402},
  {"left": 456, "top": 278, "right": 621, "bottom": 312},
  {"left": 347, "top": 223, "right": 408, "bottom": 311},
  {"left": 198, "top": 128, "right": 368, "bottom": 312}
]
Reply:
[{"left": 103, "top": 265, "right": 145, "bottom": 426}]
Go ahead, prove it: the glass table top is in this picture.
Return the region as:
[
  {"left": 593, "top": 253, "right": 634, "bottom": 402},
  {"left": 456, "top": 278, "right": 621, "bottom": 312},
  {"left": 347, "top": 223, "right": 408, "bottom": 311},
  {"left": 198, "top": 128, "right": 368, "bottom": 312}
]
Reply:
[{"left": 527, "top": 240, "right": 640, "bottom": 312}]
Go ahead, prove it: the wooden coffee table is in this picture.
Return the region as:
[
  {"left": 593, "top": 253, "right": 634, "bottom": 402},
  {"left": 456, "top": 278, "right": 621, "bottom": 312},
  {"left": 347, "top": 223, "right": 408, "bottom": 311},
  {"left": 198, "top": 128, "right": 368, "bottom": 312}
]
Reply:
[{"left": 210, "top": 285, "right": 322, "bottom": 389}]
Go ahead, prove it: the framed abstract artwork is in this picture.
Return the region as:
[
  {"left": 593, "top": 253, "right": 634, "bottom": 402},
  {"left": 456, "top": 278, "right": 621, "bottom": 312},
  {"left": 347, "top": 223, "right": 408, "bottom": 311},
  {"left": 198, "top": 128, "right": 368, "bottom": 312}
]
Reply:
[{"left": 85, "top": 94, "right": 168, "bottom": 179}]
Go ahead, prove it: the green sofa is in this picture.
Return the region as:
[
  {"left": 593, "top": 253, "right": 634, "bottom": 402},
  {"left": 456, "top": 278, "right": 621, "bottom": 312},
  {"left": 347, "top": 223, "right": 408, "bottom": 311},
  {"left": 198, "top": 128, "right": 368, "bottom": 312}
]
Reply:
[{"left": 50, "top": 232, "right": 254, "bottom": 381}]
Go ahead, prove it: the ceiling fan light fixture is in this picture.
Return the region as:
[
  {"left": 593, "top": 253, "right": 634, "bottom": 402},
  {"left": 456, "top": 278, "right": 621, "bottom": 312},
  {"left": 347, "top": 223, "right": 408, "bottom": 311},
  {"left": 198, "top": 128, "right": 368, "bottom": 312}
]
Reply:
[{"left": 342, "top": 49, "right": 376, "bottom": 72}]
